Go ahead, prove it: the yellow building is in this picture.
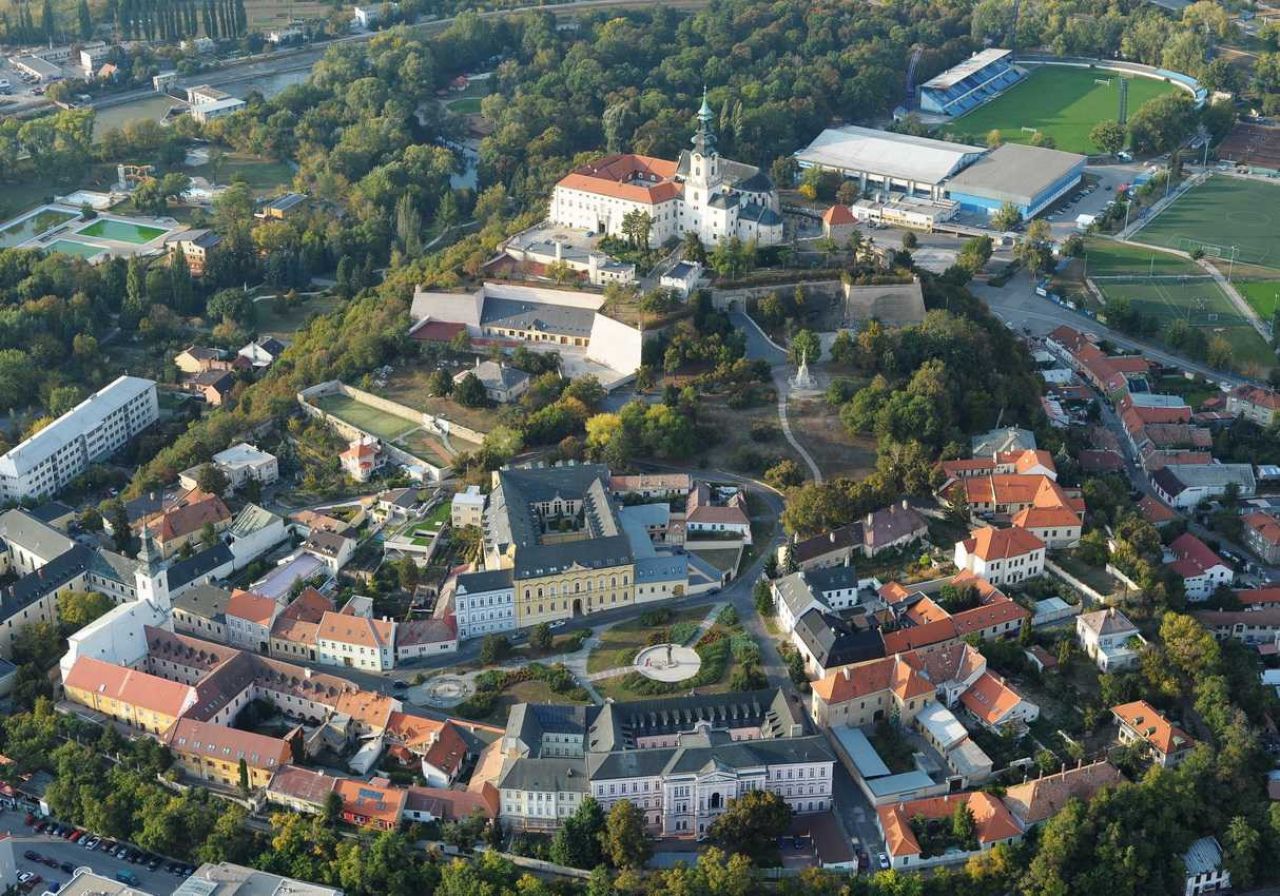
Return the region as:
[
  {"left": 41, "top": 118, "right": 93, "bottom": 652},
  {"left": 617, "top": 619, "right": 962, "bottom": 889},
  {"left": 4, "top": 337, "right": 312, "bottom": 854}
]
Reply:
[
  {"left": 164, "top": 718, "right": 293, "bottom": 789},
  {"left": 63, "top": 656, "right": 196, "bottom": 735},
  {"left": 482, "top": 464, "right": 639, "bottom": 628}
]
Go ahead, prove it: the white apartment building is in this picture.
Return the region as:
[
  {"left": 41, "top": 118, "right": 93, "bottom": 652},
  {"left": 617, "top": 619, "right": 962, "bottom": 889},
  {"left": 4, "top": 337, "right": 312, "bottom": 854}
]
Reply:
[
  {"left": 451, "top": 485, "right": 486, "bottom": 528},
  {"left": 210, "top": 443, "right": 279, "bottom": 489},
  {"left": 315, "top": 611, "right": 395, "bottom": 671},
  {"left": 0, "top": 376, "right": 158, "bottom": 502},
  {"left": 453, "top": 569, "right": 515, "bottom": 640},
  {"left": 953, "top": 527, "right": 1046, "bottom": 586}
]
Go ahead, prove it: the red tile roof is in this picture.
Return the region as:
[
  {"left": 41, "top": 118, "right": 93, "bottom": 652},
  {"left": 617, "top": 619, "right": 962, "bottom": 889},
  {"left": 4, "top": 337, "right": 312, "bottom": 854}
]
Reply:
[
  {"left": 1137, "top": 496, "right": 1179, "bottom": 524},
  {"left": 165, "top": 717, "right": 291, "bottom": 769},
  {"left": 227, "top": 590, "right": 279, "bottom": 626},
  {"left": 64, "top": 656, "right": 195, "bottom": 718},
  {"left": 1169, "top": 532, "right": 1230, "bottom": 577},
  {"left": 318, "top": 611, "right": 394, "bottom": 650},
  {"left": 334, "top": 777, "right": 407, "bottom": 827},
  {"left": 1112, "top": 700, "right": 1194, "bottom": 757},
  {"left": 822, "top": 204, "right": 856, "bottom": 225},
  {"left": 556, "top": 154, "right": 682, "bottom": 205},
  {"left": 1243, "top": 512, "right": 1280, "bottom": 547},
  {"left": 878, "top": 792, "right": 1021, "bottom": 859},
  {"left": 959, "top": 670, "right": 1028, "bottom": 727},
  {"left": 961, "top": 526, "right": 1045, "bottom": 561}
]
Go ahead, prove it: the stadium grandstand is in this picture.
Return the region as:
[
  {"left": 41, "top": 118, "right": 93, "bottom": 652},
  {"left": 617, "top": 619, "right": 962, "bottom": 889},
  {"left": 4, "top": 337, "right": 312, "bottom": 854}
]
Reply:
[{"left": 919, "top": 49, "right": 1025, "bottom": 117}]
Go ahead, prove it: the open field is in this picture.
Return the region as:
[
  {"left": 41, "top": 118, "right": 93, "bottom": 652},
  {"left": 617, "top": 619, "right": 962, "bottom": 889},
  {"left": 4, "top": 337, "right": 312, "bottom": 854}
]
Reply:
[
  {"left": 1237, "top": 280, "right": 1280, "bottom": 319},
  {"left": 787, "top": 396, "right": 878, "bottom": 480},
  {"left": 254, "top": 293, "right": 345, "bottom": 340},
  {"left": 1133, "top": 175, "right": 1280, "bottom": 270},
  {"left": 244, "top": 0, "right": 331, "bottom": 27},
  {"left": 950, "top": 66, "right": 1180, "bottom": 154},
  {"left": 312, "top": 392, "right": 417, "bottom": 441},
  {"left": 188, "top": 153, "right": 296, "bottom": 196},
  {"left": 447, "top": 97, "right": 483, "bottom": 114}
]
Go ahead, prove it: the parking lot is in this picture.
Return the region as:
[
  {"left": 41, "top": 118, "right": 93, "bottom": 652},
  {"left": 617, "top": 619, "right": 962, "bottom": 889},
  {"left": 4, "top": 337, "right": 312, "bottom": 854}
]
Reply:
[{"left": 0, "top": 807, "right": 190, "bottom": 895}]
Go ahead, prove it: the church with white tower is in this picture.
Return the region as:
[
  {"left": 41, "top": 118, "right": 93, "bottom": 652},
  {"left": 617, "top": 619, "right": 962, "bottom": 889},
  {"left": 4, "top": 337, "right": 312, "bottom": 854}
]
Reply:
[{"left": 549, "top": 93, "right": 784, "bottom": 247}]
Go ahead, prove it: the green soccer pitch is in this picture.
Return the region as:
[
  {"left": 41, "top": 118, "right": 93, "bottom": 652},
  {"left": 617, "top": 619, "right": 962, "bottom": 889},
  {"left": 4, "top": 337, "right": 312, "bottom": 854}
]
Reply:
[
  {"left": 949, "top": 65, "right": 1181, "bottom": 154},
  {"left": 1132, "top": 175, "right": 1280, "bottom": 271}
]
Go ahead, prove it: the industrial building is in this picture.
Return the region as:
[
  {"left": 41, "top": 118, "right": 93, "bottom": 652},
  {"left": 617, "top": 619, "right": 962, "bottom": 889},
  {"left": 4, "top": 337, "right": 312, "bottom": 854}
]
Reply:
[
  {"left": 944, "top": 143, "right": 1086, "bottom": 218},
  {"left": 794, "top": 126, "right": 983, "bottom": 200}
]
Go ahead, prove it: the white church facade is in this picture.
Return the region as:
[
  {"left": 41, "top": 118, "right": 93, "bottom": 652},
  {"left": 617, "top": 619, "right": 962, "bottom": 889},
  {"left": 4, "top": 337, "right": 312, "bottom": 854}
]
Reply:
[{"left": 549, "top": 94, "right": 784, "bottom": 247}]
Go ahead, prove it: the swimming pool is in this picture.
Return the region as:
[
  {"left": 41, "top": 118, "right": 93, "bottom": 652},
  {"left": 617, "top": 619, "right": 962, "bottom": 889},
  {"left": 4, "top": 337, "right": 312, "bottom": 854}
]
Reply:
[
  {"left": 76, "top": 218, "right": 168, "bottom": 244},
  {"left": 45, "top": 239, "right": 109, "bottom": 259},
  {"left": 0, "top": 208, "right": 77, "bottom": 248}
]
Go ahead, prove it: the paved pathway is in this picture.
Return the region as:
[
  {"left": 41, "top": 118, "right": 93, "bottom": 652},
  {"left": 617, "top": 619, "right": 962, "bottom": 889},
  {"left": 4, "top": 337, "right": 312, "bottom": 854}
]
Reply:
[{"left": 583, "top": 601, "right": 725, "bottom": 683}]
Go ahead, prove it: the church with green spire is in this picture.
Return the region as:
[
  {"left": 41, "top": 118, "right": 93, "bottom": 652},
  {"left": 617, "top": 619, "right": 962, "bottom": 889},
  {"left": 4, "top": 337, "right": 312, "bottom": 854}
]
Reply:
[{"left": 549, "top": 90, "right": 783, "bottom": 247}]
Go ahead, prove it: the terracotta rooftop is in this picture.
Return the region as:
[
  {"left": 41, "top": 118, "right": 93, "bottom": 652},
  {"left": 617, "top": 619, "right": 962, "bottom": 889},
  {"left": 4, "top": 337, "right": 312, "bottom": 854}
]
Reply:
[
  {"left": 1002, "top": 761, "right": 1124, "bottom": 826},
  {"left": 960, "top": 526, "right": 1045, "bottom": 561},
  {"left": 334, "top": 776, "right": 407, "bottom": 827},
  {"left": 1244, "top": 512, "right": 1280, "bottom": 547},
  {"left": 1112, "top": 700, "right": 1194, "bottom": 757},
  {"left": 959, "top": 670, "right": 1027, "bottom": 727},
  {"left": 318, "top": 611, "right": 394, "bottom": 650},
  {"left": 165, "top": 717, "right": 291, "bottom": 770},
  {"left": 226, "top": 589, "right": 279, "bottom": 626},
  {"left": 878, "top": 792, "right": 1021, "bottom": 859},
  {"left": 64, "top": 656, "right": 196, "bottom": 718}
]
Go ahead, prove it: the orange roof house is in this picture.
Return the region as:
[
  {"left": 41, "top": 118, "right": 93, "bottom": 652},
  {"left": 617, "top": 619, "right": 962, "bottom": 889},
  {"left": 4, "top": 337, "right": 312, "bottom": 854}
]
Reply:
[
  {"left": 334, "top": 776, "right": 407, "bottom": 830},
  {"left": 959, "top": 670, "right": 1038, "bottom": 732},
  {"left": 63, "top": 656, "right": 197, "bottom": 733},
  {"left": 877, "top": 792, "right": 1022, "bottom": 868},
  {"left": 555, "top": 154, "right": 683, "bottom": 205},
  {"left": 1112, "top": 700, "right": 1196, "bottom": 767},
  {"left": 164, "top": 717, "right": 292, "bottom": 788}
]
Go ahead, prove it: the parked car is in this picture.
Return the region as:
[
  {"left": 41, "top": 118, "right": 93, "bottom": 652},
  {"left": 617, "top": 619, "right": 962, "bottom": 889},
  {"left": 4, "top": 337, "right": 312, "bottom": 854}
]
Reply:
[
  {"left": 115, "top": 872, "right": 139, "bottom": 887},
  {"left": 42, "top": 857, "right": 58, "bottom": 868},
  {"left": 24, "top": 813, "right": 35, "bottom": 826},
  {"left": 83, "top": 837, "right": 100, "bottom": 850},
  {"left": 59, "top": 863, "right": 74, "bottom": 874},
  {"left": 877, "top": 853, "right": 890, "bottom": 870},
  {"left": 68, "top": 831, "right": 83, "bottom": 843},
  {"left": 147, "top": 857, "right": 162, "bottom": 872},
  {"left": 24, "top": 851, "right": 40, "bottom": 862}
]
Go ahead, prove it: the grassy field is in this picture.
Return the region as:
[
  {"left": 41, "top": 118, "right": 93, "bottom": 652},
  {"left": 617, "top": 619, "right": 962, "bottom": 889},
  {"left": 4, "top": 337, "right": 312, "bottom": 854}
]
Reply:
[
  {"left": 244, "top": 0, "right": 331, "bottom": 26},
  {"left": 312, "top": 393, "right": 417, "bottom": 441},
  {"left": 1096, "top": 277, "right": 1275, "bottom": 368},
  {"left": 398, "top": 429, "right": 453, "bottom": 466},
  {"left": 188, "top": 153, "right": 296, "bottom": 196},
  {"left": 1083, "top": 238, "right": 1200, "bottom": 277},
  {"left": 1133, "top": 175, "right": 1280, "bottom": 270},
  {"left": 378, "top": 366, "right": 498, "bottom": 435},
  {"left": 1237, "top": 280, "right": 1280, "bottom": 319},
  {"left": 447, "top": 97, "right": 484, "bottom": 114},
  {"left": 254, "top": 293, "right": 344, "bottom": 340},
  {"left": 950, "top": 66, "right": 1180, "bottom": 154}
]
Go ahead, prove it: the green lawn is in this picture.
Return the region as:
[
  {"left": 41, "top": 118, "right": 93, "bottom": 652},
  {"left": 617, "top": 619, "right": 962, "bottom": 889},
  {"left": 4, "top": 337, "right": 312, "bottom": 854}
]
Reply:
[
  {"left": 397, "top": 429, "right": 451, "bottom": 466},
  {"left": 1133, "top": 175, "right": 1280, "bottom": 270},
  {"left": 949, "top": 66, "right": 1180, "bottom": 154},
  {"left": 447, "top": 97, "right": 483, "bottom": 114},
  {"left": 255, "top": 294, "right": 344, "bottom": 340},
  {"left": 1237, "top": 281, "right": 1280, "bottom": 319},
  {"left": 191, "top": 153, "right": 296, "bottom": 196},
  {"left": 585, "top": 608, "right": 707, "bottom": 674},
  {"left": 312, "top": 393, "right": 418, "bottom": 441}
]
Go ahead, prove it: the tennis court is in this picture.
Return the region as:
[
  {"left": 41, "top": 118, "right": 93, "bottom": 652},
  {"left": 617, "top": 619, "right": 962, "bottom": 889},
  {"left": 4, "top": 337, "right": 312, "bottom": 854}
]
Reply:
[
  {"left": 1133, "top": 175, "right": 1280, "bottom": 270},
  {"left": 951, "top": 66, "right": 1180, "bottom": 154}
]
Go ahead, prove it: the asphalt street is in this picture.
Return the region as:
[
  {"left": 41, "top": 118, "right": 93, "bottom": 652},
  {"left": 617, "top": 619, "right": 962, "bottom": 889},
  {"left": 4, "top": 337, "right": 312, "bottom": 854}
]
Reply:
[{"left": 0, "top": 806, "right": 191, "bottom": 895}]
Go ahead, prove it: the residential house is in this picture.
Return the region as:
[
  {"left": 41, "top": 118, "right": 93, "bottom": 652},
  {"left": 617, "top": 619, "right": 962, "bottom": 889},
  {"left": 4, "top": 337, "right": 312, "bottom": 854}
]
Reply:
[
  {"left": 174, "top": 346, "right": 229, "bottom": 375},
  {"left": 136, "top": 492, "right": 232, "bottom": 559},
  {"left": 184, "top": 443, "right": 279, "bottom": 492},
  {"left": 171, "top": 583, "right": 232, "bottom": 642},
  {"left": 1242, "top": 512, "right": 1280, "bottom": 564},
  {"left": 1138, "top": 495, "right": 1180, "bottom": 527},
  {"left": 659, "top": 260, "right": 702, "bottom": 297},
  {"left": 454, "top": 360, "right": 530, "bottom": 404},
  {"left": 1192, "top": 606, "right": 1280, "bottom": 647},
  {"left": 970, "top": 426, "right": 1037, "bottom": 456},
  {"left": 1183, "top": 836, "right": 1230, "bottom": 896},
  {"left": 1112, "top": 700, "right": 1195, "bottom": 767},
  {"left": 395, "top": 616, "right": 458, "bottom": 661},
  {"left": 225, "top": 590, "right": 282, "bottom": 652},
  {"left": 333, "top": 776, "right": 406, "bottom": 831},
  {"left": 303, "top": 531, "right": 356, "bottom": 573},
  {"left": 953, "top": 527, "right": 1046, "bottom": 586},
  {"left": 238, "top": 337, "right": 288, "bottom": 369},
  {"left": 452, "top": 485, "right": 486, "bottom": 528},
  {"left": 879, "top": 574, "right": 1029, "bottom": 655},
  {"left": 821, "top": 204, "right": 857, "bottom": 241},
  {"left": 187, "top": 369, "right": 236, "bottom": 407},
  {"left": 339, "top": 436, "right": 384, "bottom": 483},
  {"left": 164, "top": 718, "right": 292, "bottom": 789},
  {"left": 1000, "top": 760, "right": 1124, "bottom": 829},
  {"left": 167, "top": 230, "right": 222, "bottom": 276},
  {"left": 952, "top": 473, "right": 1083, "bottom": 522},
  {"left": 316, "top": 611, "right": 395, "bottom": 671},
  {"left": 958, "top": 670, "right": 1039, "bottom": 733},
  {"left": 791, "top": 610, "right": 885, "bottom": 678},
  {"left": 453, "top": 568, "right": 516, "bottom": 640},
  {"left": 1076, "top": 608, "right": 1144, "bottom": 672},
  {"left": 255, "top": 194, "right": 307, "bottom": 221},
  {"left": 1227, "top": 385, "right": 1280, "bottom": 426},
  {"left": 780, "top": 501, "right": 929, "bottom": 569},
  {"left": 267, "top": 587, "right": 334, "bottom": 662},
  {"left": 1010, "top": 503, "right": 1082, "bottom": 548},
  {"left": 608, "top": 473, "right": 691, "bottom": 501},
  {"left": 684, "top": 483, "right": 751, "bottom": 543},
  {"left": 1167, "top": 533, "right": 1233, "bottom": 602},
  {"left": 877, "top": 792, "right": 1022, "bottom": 870},
  {"left": 940, "top": 449, "right": 1057, "bottom": 484},
  {"left": 771, "top": 567, "right": 879, "bottom": 633}
]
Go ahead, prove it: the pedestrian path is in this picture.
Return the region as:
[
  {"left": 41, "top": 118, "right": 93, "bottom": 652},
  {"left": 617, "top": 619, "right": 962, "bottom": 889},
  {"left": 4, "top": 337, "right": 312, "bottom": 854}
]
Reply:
[{"left": 583, "top": 602, "right": 725, "bottom": 683}]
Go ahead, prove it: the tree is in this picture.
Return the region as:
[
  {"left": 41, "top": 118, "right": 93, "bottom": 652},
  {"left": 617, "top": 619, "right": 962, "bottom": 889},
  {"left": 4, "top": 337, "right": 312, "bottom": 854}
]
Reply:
[
  {"left": 991, "top": 202, "right": 1022, "bottom": 231},
  {"left": 196, "top": 464, "right": 230, "bottom": 496},
  {"left": 790, "top": 329, "right": 821, "bottom": 366},
  {"left": 753, "top": 580, "right": 775, "bottom": 615},
  {"left": 453, "top": 373, "right": 488, "bottom": 408},
  {"left": 706, "top": 790, "right": 792, "bottom": 862},
  {"left": 600, "top": 799, "right": 652, "bottom": 869},
  {"left": 237, "top": 757, "right": 250, "bottom": 793},
  {"left": 765, "top": 459, "right": 804, "bottom": 489},
  {"left": 76, "top": 0, "right": 92, "bottom": 38},
  {"left": 102, "top": 499, "right": 131, "bottom": 553},
  {"left": 550, "top": 796, "right": 605, "bottom": 869},
  {"left": 951, "top": 802, "right": 977, "bottom": 847},
  {"left": 321, "top": 790, "right": 344, "bottom": 827},
  {"left": 479, "top": 634, "right": 509, "bottom": 664},
  {"left": 207, "top": 289, "right": 255, "bottom": 327},
  {"left": 426, "top": 369, "right": 453, "bottom": 397},
  {"left": 620, "top": 209, "right": 653, "bottom": 249},
  {"left": 530, "top": 623, "right": 553, "bottom": 651},
  {"left": 901, "top": 231, "right": 918, "bottom": 249},
  {"left": 56, "top": 590, "right": 114, "bottom": 629},
  {"left": 1090, "top": 119, "right": 1127, "bottom": 155},
  {"left": 957, "top": 235, "right": 994, "bottom": 274},
  {"left": 986, "top": 129, "right": 1003, "bottom": 148},
  {"left": 1223, "top": 814, "right": 1259, "bottom": 889},
  {"left": 1128, "top": 93, "right": 1197, "bottom": 155}
]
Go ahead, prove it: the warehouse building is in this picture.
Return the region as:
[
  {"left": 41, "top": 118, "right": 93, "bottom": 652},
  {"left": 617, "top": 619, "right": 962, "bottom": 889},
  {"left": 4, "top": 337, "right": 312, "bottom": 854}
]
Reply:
[
  {"left": 943, "top": 143, "right": 1086, "bottom": 219},
  {"left": 794, "top": 126, "right": 984, "bottom": 200}
]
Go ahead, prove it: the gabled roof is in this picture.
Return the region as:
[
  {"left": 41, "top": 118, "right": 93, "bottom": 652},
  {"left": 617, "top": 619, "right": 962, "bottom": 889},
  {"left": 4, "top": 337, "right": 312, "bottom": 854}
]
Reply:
[
  {"left": 1168, "top": 532, "right": 1230, "bottom": 577},
  {"left": 165, "top": 717, "right": 291, "bottom": 769},
  {"left": 64, "top": 656, "right": 195, "bottom": 718},
  {"left": 878, "top": 792, "right": 1021, "bottom": 859},
  {"left": 1077, "top": 607, "right": 1137, "bottom": 636},
  {"left": 821, "top": 204, "right": 856, "bottom": 225},
  {"left": 959, "top": 670, "right": 1029, "bottom": 727},
  {"left": 1001, "top": 761, "right": 1124, "bottom": 826},
  {"left": 811, "top": 653, "right": 933, "bottom": 705},
  {"left": 960, "top": 526, "right": 1045, "bottom": 561},
  {"left": 333, "top": 776, "right": 407, "bottom": 826},
  {"left": 1112, "top": 700, "right": 1194, "bottom": 756},
  {"left": 1243, "top": 512, "right": 1280, "bottom": 547},
  {"left": 226, "top": 590, "right": 279, "bottom": 626},
  {"left": 1137, "top": 495, "right": 1179, "bottom": 524},
  {"left": 318, "top": 611, "right": 394, "bottom": 650}
]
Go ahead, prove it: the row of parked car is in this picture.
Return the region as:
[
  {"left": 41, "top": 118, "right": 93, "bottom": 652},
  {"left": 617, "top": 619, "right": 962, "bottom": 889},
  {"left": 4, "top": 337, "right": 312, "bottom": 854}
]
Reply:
[{"left": 25, "top": 814, "right": 195, "bottom": 877}]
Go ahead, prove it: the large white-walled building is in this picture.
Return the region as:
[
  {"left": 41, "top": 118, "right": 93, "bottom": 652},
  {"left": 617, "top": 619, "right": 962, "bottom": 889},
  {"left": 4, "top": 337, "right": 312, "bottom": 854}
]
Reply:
[
  {"left": 550, "top": 94, "right": 783, "bottom": 247},
  {"left": 0, "top": 376, "right": 158, "bottom": 502}
]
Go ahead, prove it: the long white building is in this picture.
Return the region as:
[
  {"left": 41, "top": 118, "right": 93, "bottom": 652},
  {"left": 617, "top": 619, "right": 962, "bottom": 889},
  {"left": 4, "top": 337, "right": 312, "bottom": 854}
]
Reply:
[{"left": 0, "top": 376, "right": 158, "bottom": 502}]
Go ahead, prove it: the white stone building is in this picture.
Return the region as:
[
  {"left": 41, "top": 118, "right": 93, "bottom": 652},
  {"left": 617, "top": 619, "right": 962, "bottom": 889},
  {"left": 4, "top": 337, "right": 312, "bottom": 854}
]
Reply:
[
  {"left": 549, "top": 94, "right": 783, "bottom": 248},
  {"left": 452, "top": 568, "right": 515, "bottom": 640}
]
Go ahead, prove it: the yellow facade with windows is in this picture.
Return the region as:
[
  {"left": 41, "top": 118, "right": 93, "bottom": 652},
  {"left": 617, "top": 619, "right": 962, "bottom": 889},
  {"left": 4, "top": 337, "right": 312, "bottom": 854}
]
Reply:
[{"left": 514, "top": 562, "right": 636, "bottom": 627}]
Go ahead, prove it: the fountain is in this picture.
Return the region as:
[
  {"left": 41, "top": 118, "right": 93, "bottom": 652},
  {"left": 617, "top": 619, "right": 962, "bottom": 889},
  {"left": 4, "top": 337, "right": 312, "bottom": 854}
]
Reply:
[{"left": 788, "top": 348, "right": 817, "bottom": 393}]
